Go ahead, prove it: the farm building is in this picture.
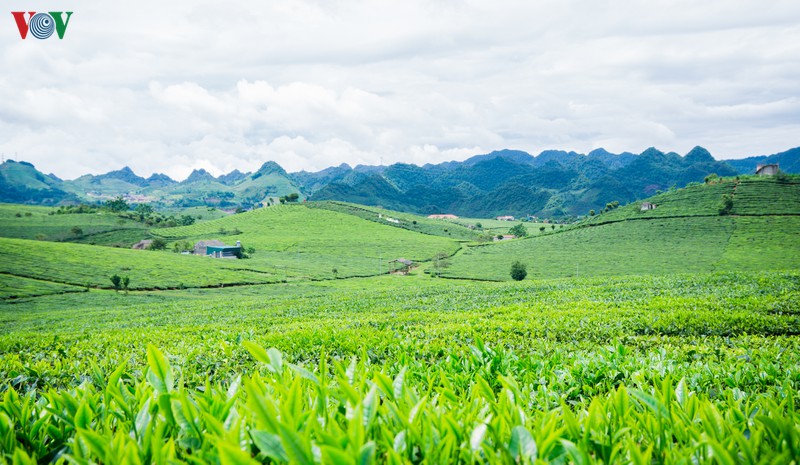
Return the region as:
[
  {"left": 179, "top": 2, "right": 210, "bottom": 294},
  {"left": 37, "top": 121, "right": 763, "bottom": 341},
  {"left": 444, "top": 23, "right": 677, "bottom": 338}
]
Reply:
[
  {"left": 427, "top": 214, "right": 459, "bottom": 219},
  {"left": 195, "top": 240, "right": 242, "bottom": 258},
  {"left": 131, "top": 240, "right": 153, "bottom": 250},
  {"left": 640, "top": 202, "right": 657, "bottom": 211},
  {"left": 496, "top": 215, "right": 515, "bottom": 221},
  {"left": 756, "top": 164, "right": 779, "bottom": 176}
]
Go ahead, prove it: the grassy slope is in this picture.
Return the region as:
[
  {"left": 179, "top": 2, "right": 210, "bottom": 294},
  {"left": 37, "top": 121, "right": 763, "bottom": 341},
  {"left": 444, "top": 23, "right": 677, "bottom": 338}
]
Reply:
[
  {"left": 0, "top": 204, "right": 460, "bottom": 293},
  {"left": 0, "top": 274, "right": 86, "bottom": 300},
  {"left": 154, "top": 204, "right": 460, "bottom": 278},
  {"left": 308, "top": 201, "right": 480, "bottom": 240},
  {"left": 444, "top": 177, "right": 800, "bottom": 280},
  {"left": 0, "top": 238, "right": 273, "bottom": 290},
  {"left": 0, "top": 203, "right": 149, "bottom": 245}
]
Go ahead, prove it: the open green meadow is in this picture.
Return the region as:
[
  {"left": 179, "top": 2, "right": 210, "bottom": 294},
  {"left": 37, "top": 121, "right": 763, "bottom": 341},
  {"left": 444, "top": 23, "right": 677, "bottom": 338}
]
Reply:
[{"left": 1, "top": 177, "right": 799, "bottom": 463}]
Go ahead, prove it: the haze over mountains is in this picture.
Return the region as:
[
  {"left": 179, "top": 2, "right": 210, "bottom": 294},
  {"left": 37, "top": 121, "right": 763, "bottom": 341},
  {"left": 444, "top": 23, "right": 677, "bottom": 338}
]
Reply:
[{"left": 1, "top": 146, "right": 798, "bottom": 218}]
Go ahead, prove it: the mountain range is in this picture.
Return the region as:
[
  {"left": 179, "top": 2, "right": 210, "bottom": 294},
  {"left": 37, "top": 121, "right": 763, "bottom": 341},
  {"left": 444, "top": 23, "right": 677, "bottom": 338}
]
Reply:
[{"left": 1, "top": 146, "right": 797, "bottom": 218}]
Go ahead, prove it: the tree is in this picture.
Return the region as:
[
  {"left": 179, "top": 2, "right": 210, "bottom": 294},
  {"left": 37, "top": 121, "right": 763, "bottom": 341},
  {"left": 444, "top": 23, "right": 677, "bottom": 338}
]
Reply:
[
  {"left": 539, "top": 226, "right": 546, "bottom": 233},
  {"left": 105, "top": 196, "right": 129, "bottom": 212},
  {"left": 332, "top": 268, "right": 339, "bottom": 279},
  {"left": 510, "top": 261, "right": 527, "bottom": 281},
  {"left": 148, "top": 237, "right": 167, "bottom": 250},
  {"left": 508, "top": 223, "right": 528, "bottom": 238},
  {"left": 589, "top": 210, "right": 595, "bottom": 216},
  {"left": 134, "top": 204, "right": 154, "bottom": 216},
  {"left": 177, "top": 215, "right": 195, "bottom": 226},
  {"left": 110, "top": 274, "right": 122, "bottom": 291},
  {"left": 70, "top": 226, "right": 83, "bottom": 237},
  {"left": 718, "top": 194, "right": 733, "bottom": 215},
  {"left": 121, "top": 276, "right": 130, "bottom": 293}
]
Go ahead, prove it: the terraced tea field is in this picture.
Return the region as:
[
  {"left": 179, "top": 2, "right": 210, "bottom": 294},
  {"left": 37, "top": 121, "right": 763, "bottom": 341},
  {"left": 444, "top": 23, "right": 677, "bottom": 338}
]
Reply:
[
  {"left": 446, "top": 177, "right": 800, "bottom": 281},
  {"left": 154, "top": 204, "right": 461, "bottom": 279},
  {"left": 1, "top": 272, "right": 798, "bottom": 463},
  {"left": 0, "top": 237, "right": 273, "bottom": 290},
  {"left": 1, "top": 177, "right": 799, "bottom": 463},
  {"left": 0, "top": 204, "right": 149, "bottom": 245}
]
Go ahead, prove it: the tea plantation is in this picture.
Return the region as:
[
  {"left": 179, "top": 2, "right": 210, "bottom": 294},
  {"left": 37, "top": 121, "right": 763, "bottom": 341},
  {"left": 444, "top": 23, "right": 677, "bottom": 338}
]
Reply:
[{"left": 0, "top": 177, "right": 799, "bottom": 463}]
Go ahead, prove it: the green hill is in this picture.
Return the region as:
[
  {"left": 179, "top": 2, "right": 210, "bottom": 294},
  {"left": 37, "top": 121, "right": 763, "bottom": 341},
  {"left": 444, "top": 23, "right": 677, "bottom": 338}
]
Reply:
[
  {"left": 0, "top": 237, "right": 272, "bottom": 290},
  {"left": 0, "top": 161, "right": 75, "bottom": 204},
  {"left": 0, "top": 203, "right": 462, "bottom": 292},
  {"left": 0, "top": 203, "right": 150, "bottom": 245},
  {"left": 153, "top": 204, "right": 460, "bottom": 279},
  {"left": 443, "top": 176, "right": 800, "bottom": 280}
]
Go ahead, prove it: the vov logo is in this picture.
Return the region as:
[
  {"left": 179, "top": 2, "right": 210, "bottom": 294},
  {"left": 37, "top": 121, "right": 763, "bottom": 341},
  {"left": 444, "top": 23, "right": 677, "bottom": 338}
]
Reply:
[{"left": 11, "top": 12, "right": 73, "bottom": 39}]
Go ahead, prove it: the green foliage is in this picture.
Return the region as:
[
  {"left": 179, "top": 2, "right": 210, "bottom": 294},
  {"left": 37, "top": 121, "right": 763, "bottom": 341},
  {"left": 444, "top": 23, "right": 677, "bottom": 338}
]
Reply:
[
  {"left": 1, "top": 272, "right": 799, "bottom": 463},
  {"left": 508, "top": 223, "right": 528, "bottom": 237},
  {"left": 147, "top": 237, "right": 167, "bottom": 250},
  {"left": 70, "top": 226, "right": 83, "bottom": 237},
  {"left": 719, "top": 194, "right": 733, "bottom": 215},
  {"left": 134, "top": 203, "right": 154, "bottom": 215},
  {"left": 109, "top": 273, "right": 121, "bottom": 290},
  {"left": 104, "top": 196, "right": 129, "bottom": 212},
  {"left": 510, "top": 260, "right": 527, "bottom": 280}
]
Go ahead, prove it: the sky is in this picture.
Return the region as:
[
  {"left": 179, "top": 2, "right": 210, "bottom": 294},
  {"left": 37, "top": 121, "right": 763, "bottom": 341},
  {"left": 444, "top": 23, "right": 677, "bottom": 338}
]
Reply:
[{"left": 1, "top": 0, "right": 799, "bottom": 181}]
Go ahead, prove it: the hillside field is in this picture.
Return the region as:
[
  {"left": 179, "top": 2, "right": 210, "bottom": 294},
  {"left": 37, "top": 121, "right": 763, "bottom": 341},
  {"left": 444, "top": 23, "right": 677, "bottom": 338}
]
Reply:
[
  {"left": 1, "top": 176, "right": 799, "bottom": 463},
  {"left": 444, "top": 177, "right": 800, "bottom": 280},
  {"left": 0, "top": 203, "right": 149, "bottom": 245},
  {"left": 154, "top": 204, "right": 461, "bottom": 279}
]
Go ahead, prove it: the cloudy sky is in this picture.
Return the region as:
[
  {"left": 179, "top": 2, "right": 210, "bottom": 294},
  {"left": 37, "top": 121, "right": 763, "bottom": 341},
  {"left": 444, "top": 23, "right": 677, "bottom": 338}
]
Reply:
[{"left": 1, "top": 0, "right": 799, "bottom": 180}]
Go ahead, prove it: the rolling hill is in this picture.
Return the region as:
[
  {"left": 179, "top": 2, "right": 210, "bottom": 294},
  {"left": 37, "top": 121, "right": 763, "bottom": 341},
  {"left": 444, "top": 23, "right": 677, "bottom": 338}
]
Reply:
[{"left": 442, "top": 175, "right": 800, "bottom": 280}]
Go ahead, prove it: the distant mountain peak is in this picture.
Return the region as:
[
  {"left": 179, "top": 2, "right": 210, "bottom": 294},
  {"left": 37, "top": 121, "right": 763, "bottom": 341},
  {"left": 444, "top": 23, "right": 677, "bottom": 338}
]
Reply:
[
  {"left": 146, "top": 173, "right": 176, "bottom": 186},
  {"left": 463, "top": 149, "right": 534, "bottom": 166},
  {"left": 684, "top": 146, "right": 714, "bottom": 163},
  {"left": 218, "top": 169, "right": 248, "bottom": 185},
  {"left": 184, "top": 168, "right": 216, "bottom": 184},
  {"left": 96, "top": 166, "right": 148, "bottom": 186},
  {"left": 588, "top": 148, "right": 612, "bottom": 157},
  {"left": 640, "top": 147, "right": 665, "bottom": 157},
  {"left": 254, "top": 161, "right": 287, "bottom": 177}
]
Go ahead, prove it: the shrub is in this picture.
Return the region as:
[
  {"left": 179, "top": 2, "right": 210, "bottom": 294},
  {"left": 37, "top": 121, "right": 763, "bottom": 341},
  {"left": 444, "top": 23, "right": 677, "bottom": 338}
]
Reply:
[
  {"left": 510, "top": 261, "right": 527, "bottom": 281},
  {"left": 718, "top": 194, "right": 733, "bottom": 215},
  {"left": 148, "top": 238, "right": 168, "bottom": 250}
]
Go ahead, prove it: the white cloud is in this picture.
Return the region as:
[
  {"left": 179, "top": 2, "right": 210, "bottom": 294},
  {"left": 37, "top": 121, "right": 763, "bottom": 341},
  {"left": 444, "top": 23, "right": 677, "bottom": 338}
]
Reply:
[{"left": 1, "top": 0, "right": 799, "bottom": 179}]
